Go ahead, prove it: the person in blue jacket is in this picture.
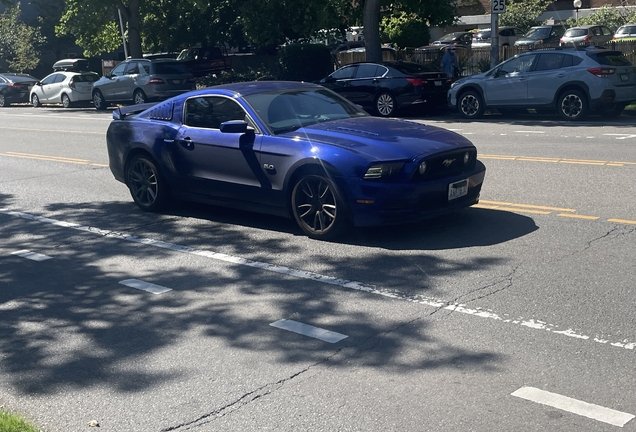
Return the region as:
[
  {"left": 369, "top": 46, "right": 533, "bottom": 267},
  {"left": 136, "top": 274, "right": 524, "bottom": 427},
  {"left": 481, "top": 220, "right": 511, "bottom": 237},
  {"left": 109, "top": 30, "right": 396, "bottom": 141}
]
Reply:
[{"left": 441, "top": 45, "right": 460, "bottom": 80}]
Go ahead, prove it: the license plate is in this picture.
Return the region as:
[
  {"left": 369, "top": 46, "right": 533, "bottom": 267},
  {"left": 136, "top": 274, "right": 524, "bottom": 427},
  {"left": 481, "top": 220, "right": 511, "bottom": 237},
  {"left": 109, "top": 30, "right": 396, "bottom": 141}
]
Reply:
[
  {"left": 620, "top": 74, "right": 628, "bottom": 82},
  {"left": 171, "top": 79, "right": 181, "bottom": 85},
  {"left": 448, "top": 179, "right": 468, "bottom": 201},
  {"left": 434, "top": 81, "right": 442, "bottom": 86}
]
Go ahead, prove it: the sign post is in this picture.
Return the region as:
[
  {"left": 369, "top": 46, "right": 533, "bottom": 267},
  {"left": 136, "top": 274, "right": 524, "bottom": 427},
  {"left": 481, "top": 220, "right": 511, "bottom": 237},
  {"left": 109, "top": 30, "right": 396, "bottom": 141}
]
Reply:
[{"left": 490, "top": 0, "right": 506, "bottom": 69}]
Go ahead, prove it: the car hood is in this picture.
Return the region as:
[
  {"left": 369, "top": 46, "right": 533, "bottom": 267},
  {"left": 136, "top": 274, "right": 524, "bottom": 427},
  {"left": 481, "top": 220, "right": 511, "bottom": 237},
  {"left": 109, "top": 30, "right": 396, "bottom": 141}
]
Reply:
[{"left": 279, "top": 117, "right": 475, "bottom": 160}]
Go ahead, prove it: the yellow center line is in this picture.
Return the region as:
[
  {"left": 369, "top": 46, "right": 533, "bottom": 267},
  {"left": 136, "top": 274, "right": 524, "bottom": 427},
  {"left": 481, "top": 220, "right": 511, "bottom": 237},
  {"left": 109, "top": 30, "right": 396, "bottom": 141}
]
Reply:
[
  {"left": 607, "top": 218, "right": 636, "bottom": 225},
  {"left": 0, "top": 126, "right": 105, "bottom": 135},
  {"left": 479, "top": 200, "right": 575, "bottom": 212},
  {"left": 0, "top": 152, "right": 107, "bottom": 167},
  {"left": 557, "top": 213, "right": 600, "bottom": 220},
  {"left": 479, "top": 154, "right": 636, "bottom": 167}
]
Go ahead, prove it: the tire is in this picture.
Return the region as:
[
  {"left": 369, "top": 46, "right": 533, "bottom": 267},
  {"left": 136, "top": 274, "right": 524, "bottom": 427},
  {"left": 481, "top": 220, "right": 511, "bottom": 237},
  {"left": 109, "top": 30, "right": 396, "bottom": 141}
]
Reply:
[
  {"left": 126, "top": 155, "right": 169, "bottom": 212},
  {"left": 375, "top": 92, "right": 396, "bottom": 117},
  {"left": 291, "top": 174, "right": 350, "bottom": 240},
  {"left": 457, "top": 90, "right": 485, "bottom": 119},
  {"left": 0, "top": 94, "right": 8, "bottom": 107},
  {"left": 61, "top": 93, "right": 72, "bottom": 108},
  {"left": 557, "top": 89, "right": 587, "bottom": 121},
  {"left": 93, "top": 90, "right": 107, "bottom": 110},
  {"left": 133, "top": 90, "right": 147, "bottom": 105},
  {"left": 31, "top": 93, "right": 41, "bottom": 108}
]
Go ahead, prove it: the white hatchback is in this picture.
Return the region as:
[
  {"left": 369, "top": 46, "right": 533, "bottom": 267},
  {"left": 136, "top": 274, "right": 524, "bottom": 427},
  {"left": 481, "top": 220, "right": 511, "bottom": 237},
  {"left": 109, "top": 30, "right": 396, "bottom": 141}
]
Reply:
[{"left": 30, "top": 71, "right": 99, "bottom": 108}]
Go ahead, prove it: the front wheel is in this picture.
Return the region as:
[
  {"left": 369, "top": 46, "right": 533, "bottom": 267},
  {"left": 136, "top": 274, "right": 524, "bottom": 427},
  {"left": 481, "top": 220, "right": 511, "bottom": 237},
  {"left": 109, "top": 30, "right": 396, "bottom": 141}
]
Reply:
[
  {"left": 31, "top": 94, "right": 41, "bottom": 107},
  {"left": 0, "top": 94, "right": 8, "bottom": 107},
  {"left": 557, "top": 90, "right": 587, "bottom": 121},
  {"left": 457, "top": 90, "right": 485, "bottom": 119},
  {"left": 93, "top": 90, "right": 107, "bottom": 110},
  {"left": 126, "top": 155, "right": 169, "bottom": 212},
  {"left": 291, "top": 174, "right": 350, "bottom": 240},
  {"left": 375, "top": 92, "right": 396, "bottom": 117}
]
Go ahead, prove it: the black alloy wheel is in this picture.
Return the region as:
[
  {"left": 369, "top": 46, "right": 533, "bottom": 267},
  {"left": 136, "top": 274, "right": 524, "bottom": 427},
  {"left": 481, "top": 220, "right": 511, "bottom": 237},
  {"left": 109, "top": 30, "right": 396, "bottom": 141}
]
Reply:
[
  {"left": 458, "top": 90, "right": 485, "bottom": 119},
  {"left": 93, "top": 90, "right": 107, "bottom": 110},
  {"left": 126, "top": 155, "right": 169, "bottom": 212},
  {"left": 31, "top": 93, "right": 41, "bottom": 107},
  {"left": 133, "top": 90, "right": 147, "bottom": 105},
  {"left": 291, "top": 174, "right": 349, "bottom": 240},
  {"left": 0, "top": 94, "right": 8, "bottom": 107},
  {"left": 375, "top": 92, "right": 396, "bottom": 117},
  {"left": 557, "top": 90, "right": 587, "bottom": 121}
]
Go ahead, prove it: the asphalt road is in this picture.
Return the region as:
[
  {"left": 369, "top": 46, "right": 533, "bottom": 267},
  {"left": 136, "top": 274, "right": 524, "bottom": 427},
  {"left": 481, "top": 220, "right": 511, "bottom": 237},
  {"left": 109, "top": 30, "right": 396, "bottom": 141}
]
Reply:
[{"left": 0, "top": 106, "right": 635, "bottom": 432}]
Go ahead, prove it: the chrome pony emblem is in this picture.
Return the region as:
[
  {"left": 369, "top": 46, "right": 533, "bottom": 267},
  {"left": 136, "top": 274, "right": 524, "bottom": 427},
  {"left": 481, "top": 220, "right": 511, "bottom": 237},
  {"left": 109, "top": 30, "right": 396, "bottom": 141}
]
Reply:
[{"left": 442, "top": 158, "right": 456, "bottom": 167}]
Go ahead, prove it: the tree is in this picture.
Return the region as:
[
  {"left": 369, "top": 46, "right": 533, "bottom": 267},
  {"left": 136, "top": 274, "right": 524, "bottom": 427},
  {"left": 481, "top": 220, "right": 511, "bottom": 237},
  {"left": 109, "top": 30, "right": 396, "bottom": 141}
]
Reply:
[
  {"left": 381, "top": 12, "right": 430, "bottom": 49},
  {"left": 565, "top": 5, "right": 636, "bottom": 32},
  {"left": 0, "top": 3, "right": 44, "bottom": 73},
  {"left": 499, "top": 0, "right": 553, "bottom": 34}
]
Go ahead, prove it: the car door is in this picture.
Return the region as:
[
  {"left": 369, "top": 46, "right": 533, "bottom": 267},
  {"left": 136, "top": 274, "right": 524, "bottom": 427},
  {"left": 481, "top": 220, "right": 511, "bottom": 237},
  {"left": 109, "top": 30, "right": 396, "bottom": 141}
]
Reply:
[
  {"left": 484, "top": 54, "right": 537, "bottom": 106},
  {"left": 525, "top": 53, "right": 574, "bottom": 105},
  {"left": 350, "top": 63, "right": 388, "bottom": 106},
  {"left": 119, "top": 61, "right": 142, "bottom": 101},
  {"left": 172, "top": 95, "right": 264, "bottom": 203},
  {"left": 321, "top": 65, "right": 358, "bottom": 102},
  {"left": 99, "top": 62, "right": 127, "bottom": 99},
  {"left": 39, "top": 73, "right": 65, "bottom": 103}
]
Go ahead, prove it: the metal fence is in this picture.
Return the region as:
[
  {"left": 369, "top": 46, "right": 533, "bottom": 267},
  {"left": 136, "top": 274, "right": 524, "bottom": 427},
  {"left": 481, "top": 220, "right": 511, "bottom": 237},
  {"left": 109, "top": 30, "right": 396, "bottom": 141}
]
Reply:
[{"left": 337, "top": 40, "right": 636, "bottom": 78}]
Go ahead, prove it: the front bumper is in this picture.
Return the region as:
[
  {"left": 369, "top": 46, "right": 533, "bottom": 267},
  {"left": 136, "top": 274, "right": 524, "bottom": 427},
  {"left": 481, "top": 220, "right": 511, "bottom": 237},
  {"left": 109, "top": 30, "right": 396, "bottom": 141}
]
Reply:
[{"left": 344, "top": 160, "right": 486, "bottom": 227}]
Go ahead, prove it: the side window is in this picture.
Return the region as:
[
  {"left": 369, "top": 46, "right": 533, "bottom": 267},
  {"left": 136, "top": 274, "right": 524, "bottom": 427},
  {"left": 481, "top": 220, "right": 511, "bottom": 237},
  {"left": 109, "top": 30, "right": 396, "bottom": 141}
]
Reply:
[
  {"left": 125, "top": 62, "right": 140, "bottom": 75},
  {"left": 500, "top": 54, "right": 537, "bottom": 74},
  {"left": 54, "top": 74, "right": 67, "bottom": 83},
  {"left": 535, "top": 54, "right": 564, "bottom": 71},
  {"left": 184, "top": 96, "right": 248, "bottom": 129},
  {"left": 602, "top": 27, "right": 612, "bottom": 36},
  {"left": 331, "top": 66, "right": 356, "bottom": 80},
  {"left": 41, "top": 74, "right": 59, "bottom": 85},
  {"left": 140, "top": 62, "right": 150, "bottom": 74},
  {"left": 110, "top": 63, "right": 127, "bottom": 77},
  {"left": 355, "top": 64, "right": 380, "bottom": 78},
  {"left": 561, "top": 55, "right": 573, "bottom": 68}
]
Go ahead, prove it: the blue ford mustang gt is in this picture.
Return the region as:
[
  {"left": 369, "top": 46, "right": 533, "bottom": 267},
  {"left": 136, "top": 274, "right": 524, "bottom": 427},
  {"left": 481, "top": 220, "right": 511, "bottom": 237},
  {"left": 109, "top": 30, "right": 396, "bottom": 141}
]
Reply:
[{"left": 106, "top": 81, "right": 486, "bottom": 240}]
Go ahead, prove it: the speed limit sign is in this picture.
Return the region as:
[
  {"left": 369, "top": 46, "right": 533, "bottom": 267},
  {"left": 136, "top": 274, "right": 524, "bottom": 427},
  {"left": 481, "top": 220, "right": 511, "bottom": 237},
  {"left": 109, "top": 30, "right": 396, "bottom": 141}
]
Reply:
[{"left": 492, "top": 0, "right": 506, "bottom": 13}]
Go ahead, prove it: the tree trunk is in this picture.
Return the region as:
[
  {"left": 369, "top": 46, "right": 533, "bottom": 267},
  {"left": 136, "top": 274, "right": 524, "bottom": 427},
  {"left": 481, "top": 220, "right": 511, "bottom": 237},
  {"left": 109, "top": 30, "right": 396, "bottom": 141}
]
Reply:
[
  {"left": 118, "top": 0, "right": 143, "bottom": 58},
  {"left": 363, "top": 0, "right": 382, "bottom": 63}
]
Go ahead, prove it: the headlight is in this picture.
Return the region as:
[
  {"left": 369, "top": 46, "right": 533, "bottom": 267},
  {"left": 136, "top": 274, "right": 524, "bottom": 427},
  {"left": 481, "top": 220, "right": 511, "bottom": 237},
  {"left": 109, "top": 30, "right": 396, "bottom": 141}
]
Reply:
[
  {"left": 418, "top": 161, "right": 427, "bottom": 174},
  {"left": 364, "top": 162, "right": 405, "bottom": 179},
  {"left": 463, "top": 151, "right": 470, "bottom": 164}
]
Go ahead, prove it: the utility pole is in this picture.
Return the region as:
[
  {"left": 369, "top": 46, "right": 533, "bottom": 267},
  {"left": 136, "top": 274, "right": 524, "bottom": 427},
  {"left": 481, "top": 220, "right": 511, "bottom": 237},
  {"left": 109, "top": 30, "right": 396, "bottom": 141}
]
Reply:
[{"left": 490, "top": 0, "right": 506, "bottom": 69}]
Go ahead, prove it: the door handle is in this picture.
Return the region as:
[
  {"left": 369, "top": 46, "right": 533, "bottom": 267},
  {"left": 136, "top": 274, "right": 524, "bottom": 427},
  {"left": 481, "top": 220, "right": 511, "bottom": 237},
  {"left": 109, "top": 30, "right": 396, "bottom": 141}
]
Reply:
[{"left": 180, "top": 138, "right": 194, "bottom": 150}]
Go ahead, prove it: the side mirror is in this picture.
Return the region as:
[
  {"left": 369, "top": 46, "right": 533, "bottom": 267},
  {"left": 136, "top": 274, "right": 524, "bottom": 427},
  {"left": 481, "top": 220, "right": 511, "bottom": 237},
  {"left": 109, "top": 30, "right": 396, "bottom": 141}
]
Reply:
[
  {"left": 220, "top": 120, "right": 253, "bottom": 134},
  {"left": 35, "top": 81, "right": 41, "bottom": 86}
]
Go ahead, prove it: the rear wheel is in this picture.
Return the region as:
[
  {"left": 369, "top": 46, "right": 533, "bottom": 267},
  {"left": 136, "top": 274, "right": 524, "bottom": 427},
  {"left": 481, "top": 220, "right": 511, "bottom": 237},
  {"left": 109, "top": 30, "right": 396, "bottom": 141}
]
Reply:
[
  {"left": 375, "top": 92, "right": 396, "bottom": 117},
  {"left": 133, "top": 90, "right": 147, "bottom": 105},
  {"left": 61, "top": 93, "right": 72, "bottom": 108},
  {"left": 126, "top": 155, "right": 169, "bottom": 212},
  {"left": 31, "top": 94, "right": 41, "bottom": 107},
  {"left": 557, "top": 89, "right": 587, "bottom": 121},
  {"left": 291, "top": 174, "right": 350, "bottom": 240},
  {"left": 93, "top": 90, "right": 107, "bottom": 110},
  {"left": 458, "top": 90, "right": 485, "bottom": 119},
  {"left": 0, "top": 94, "right": 8, "bottom": 107}
]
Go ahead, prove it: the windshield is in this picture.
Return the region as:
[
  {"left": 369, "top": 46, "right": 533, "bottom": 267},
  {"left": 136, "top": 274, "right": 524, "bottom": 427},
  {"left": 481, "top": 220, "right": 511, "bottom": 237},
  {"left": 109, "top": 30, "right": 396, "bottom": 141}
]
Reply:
[
  {"left": 565, "top": 29, "right": 588, "bottom": 37},
  {"left": 438, "top": 33, "right": 462, "bottom": 42},
  {"left": 176, "top": 49, "right": 196, "bottom": 61},
  {"left": 244, "top": 88, "right": 368, "bottom": 135},
  {"left": 524, "top": 27, "right": 550, "bottom": 39}
]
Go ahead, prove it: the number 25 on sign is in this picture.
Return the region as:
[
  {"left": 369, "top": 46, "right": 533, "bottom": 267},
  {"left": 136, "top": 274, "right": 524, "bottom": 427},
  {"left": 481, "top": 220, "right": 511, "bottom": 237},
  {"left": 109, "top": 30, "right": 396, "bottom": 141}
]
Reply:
[{"left": 492, "top": 0, "right": 506, "bottom": 13}]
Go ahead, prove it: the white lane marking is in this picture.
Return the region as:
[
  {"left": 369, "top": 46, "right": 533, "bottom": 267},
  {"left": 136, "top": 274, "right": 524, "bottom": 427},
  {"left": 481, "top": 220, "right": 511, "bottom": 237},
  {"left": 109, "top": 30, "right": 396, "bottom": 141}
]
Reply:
[
  {"left": 2, "top": 208, "right": 636, "bottom": 352},
  {"left": 514, "top": 130, "right": 545, "bottom": 133},
  {"left": 512, "top": 386, "right": 635, "bottom": 427},
  {"left": 119, "top": 279, "right": 172, "bottom": 295},
  {"left": 11, "top": 249, "right": 52, "bottom": 261},
  {"left": 270, "top": 319, "right": 348, "bottom": 343},
  {"left": 2, "top": 113, "right": 111, "bottom": 121},
  {"left": 603, "top": 134, "right": 636, "bottom": 140}
]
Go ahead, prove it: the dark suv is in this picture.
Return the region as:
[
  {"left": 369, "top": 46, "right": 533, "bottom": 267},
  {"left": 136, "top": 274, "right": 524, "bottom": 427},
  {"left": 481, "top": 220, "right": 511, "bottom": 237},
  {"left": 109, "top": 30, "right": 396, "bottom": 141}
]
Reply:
[
  {"left": 514, "top": 25, "right": 568, "bottom": 47},
  {"left": 448, "top": 46, "right": 636, "bottom": 120},
  {"left": 176, "top": 47, "right": 232, "bottom": 77}
]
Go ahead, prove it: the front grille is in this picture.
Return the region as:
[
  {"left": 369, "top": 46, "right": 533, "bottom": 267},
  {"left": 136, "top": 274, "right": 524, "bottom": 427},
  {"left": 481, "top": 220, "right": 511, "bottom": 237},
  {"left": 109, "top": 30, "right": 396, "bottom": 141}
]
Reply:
[{"left": 415, "top": 149, "right": 477, "bottom": 180}]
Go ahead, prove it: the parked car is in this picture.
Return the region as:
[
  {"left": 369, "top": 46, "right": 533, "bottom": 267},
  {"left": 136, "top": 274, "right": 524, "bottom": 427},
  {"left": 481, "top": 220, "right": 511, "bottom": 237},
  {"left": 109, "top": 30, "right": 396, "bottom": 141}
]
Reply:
[
  {"left": 472, "top": 27, "right": 524, "bottom": 47},
  {"left": 560, "top": 25, "right": 613, "bottom": 46},
  {"left": 431, "top": 32, "right": 473, "bottom": 47},
  {"left": 92, "top": 58, "right": 196, "bottom": 110},
  {"left": 176, "top": 47, "right": 232, "bottom": 77},
  {"left": 448, "top": 46, "right": 636, "bottom": 121},
  {"left": 31, "top": 70, "right": 99, "bottom": 108},
  {"left": 514, "top": 25, "right": 568, "bottom": 47},
  {"left": 106, "top": 81, "right": 486, "bottom": 240},
  {"left": 613, "top": 24, "right": 636, "bottom": 41},
  {"left": 319, "top": 61, "right": 451, "bottom": 117},
  {"left": 0, "top": 73, "right": 39, "bottom": 107}
]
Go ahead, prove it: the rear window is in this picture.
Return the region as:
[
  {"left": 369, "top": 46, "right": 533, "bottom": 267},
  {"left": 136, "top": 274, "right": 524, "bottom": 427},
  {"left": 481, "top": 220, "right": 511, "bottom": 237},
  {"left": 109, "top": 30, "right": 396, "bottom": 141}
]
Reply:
[
  {"left": 10, "top": 75, "right": 38, "bottom": 83},
  {"left": 588, "top": 52, "right": 632, "bottom": 66},
  {"left": 72, "top": 73, "right": 99, "bottom": 83},
  {"left": 565, "top": 29, "right": 588, "bottom": 37},
  {"left": 151, "top": 62, "right": 191, "bottom": 74}
]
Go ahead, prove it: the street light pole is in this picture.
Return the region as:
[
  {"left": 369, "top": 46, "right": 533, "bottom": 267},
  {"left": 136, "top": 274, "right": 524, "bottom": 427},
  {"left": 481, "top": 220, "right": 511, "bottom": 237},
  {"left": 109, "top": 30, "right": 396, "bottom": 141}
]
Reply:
[{"left": 573, "top": 0, "right": 582, "bottom": 24}]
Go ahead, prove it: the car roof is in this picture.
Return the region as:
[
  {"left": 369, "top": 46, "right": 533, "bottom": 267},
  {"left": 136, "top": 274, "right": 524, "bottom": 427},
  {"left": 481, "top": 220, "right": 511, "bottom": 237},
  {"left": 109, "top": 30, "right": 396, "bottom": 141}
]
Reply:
[{"left": 567, "top": 25, "right": 600, "bottom": 29}]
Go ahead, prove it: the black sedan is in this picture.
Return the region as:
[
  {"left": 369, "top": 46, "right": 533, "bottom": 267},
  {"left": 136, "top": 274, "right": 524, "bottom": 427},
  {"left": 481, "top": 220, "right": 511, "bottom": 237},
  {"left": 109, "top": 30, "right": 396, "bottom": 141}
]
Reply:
[
  {"left": 0, "top": 73, "right": 39, "bottom": 107},
  {"left": 319, "top": 61, "right": 451, "bottom": 117}
]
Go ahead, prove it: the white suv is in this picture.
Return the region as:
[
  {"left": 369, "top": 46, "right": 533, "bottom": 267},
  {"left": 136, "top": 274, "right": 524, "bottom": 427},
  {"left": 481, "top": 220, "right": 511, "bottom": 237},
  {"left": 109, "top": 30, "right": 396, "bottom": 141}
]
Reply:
[{"left": 448, "top": 46, "right": 636, "bottom": 120}]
